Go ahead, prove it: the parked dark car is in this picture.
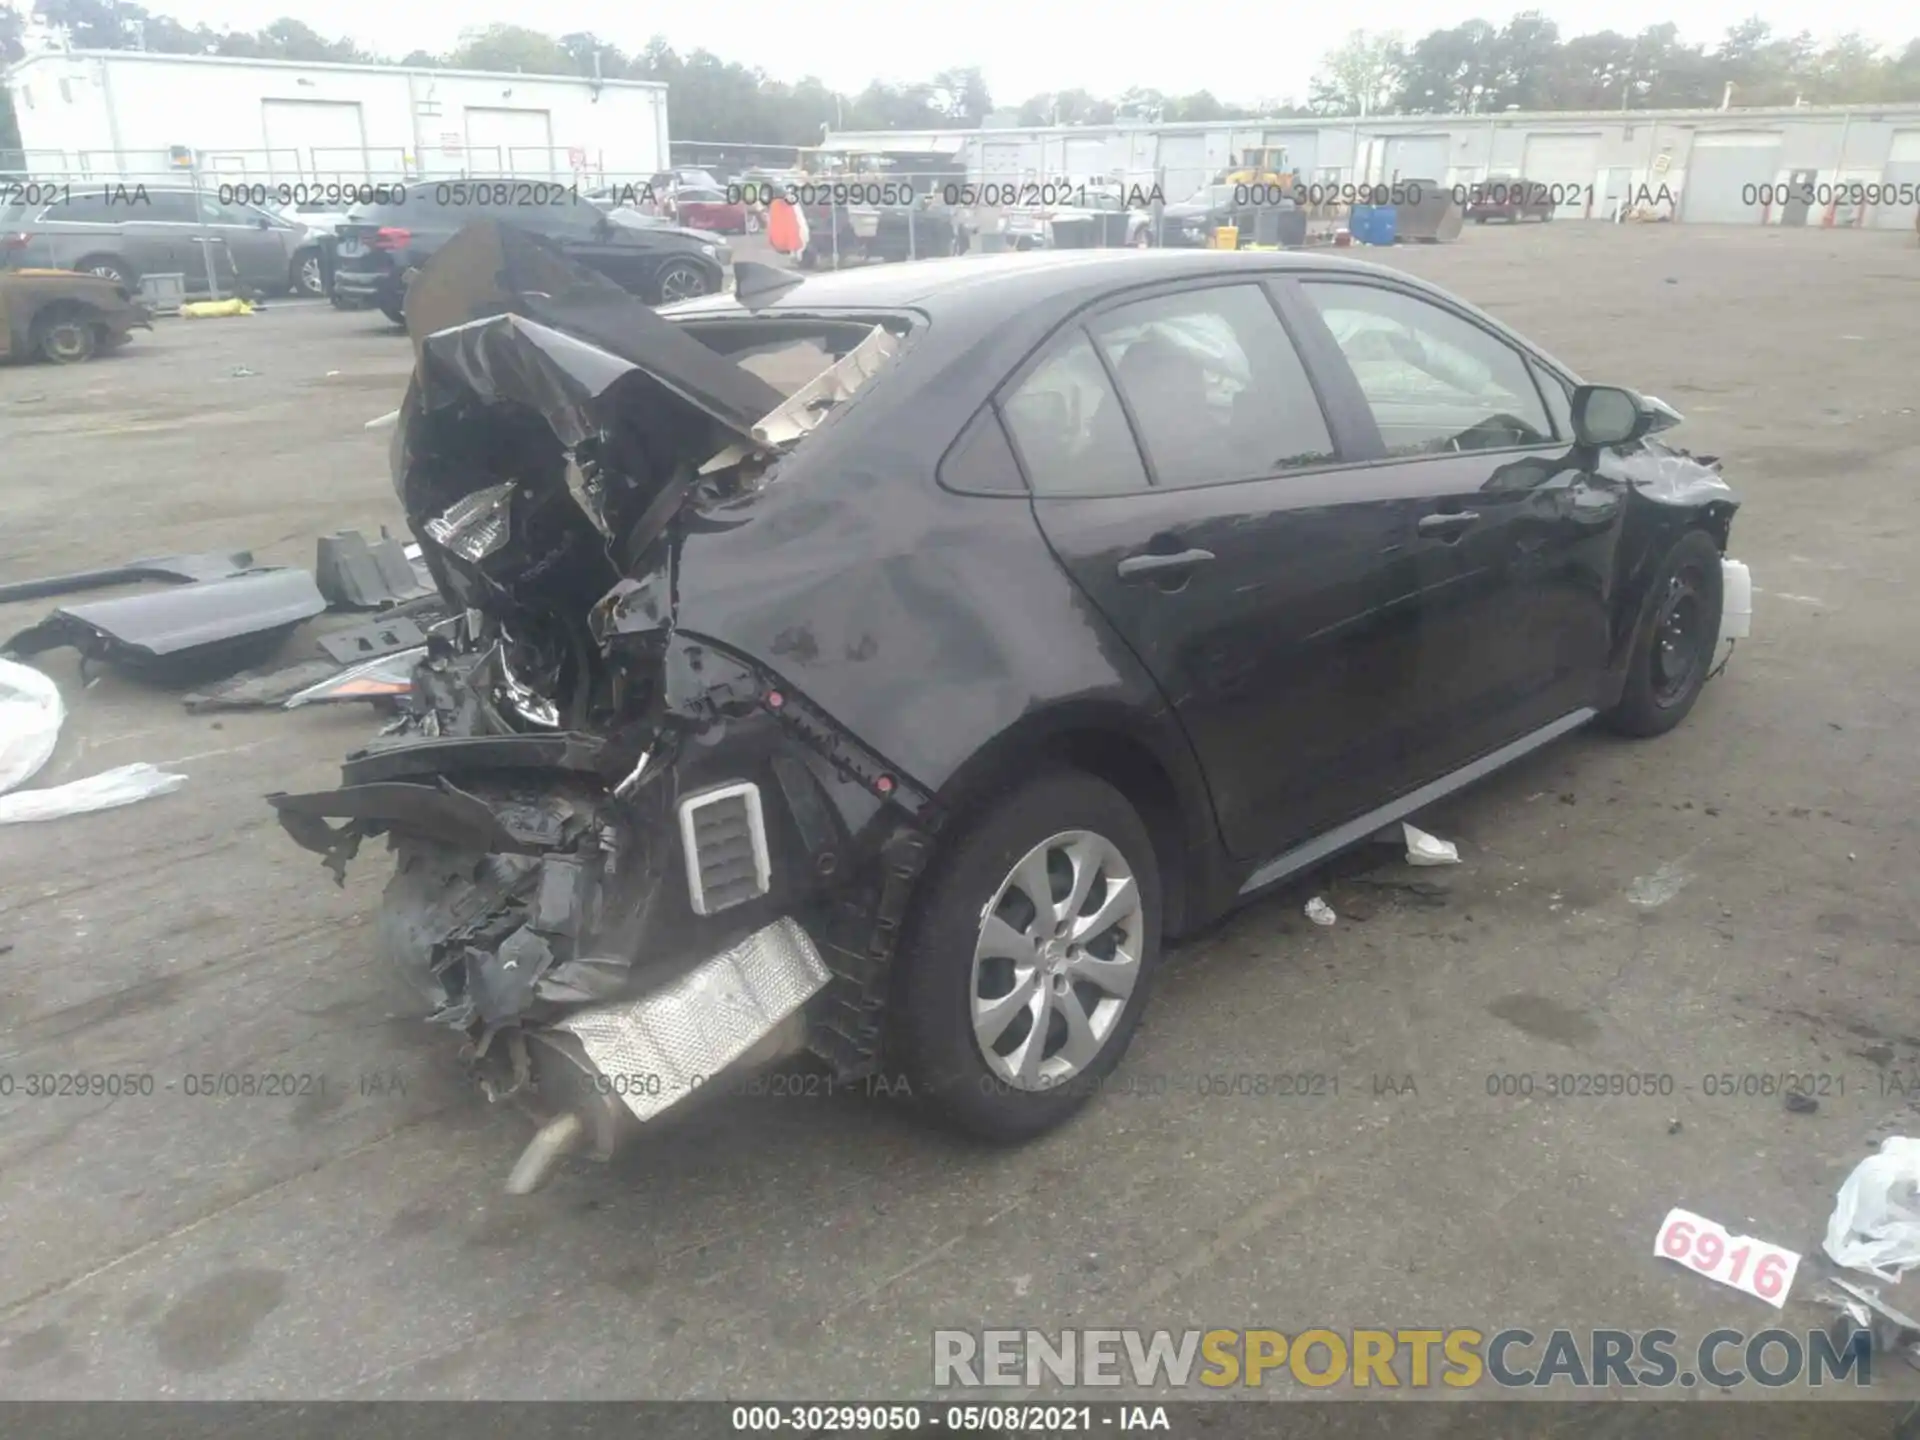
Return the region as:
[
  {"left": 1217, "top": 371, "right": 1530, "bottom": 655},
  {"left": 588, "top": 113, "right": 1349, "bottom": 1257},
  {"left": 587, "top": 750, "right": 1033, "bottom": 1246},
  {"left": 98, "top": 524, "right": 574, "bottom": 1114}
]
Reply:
[
  {"left": 332, "top": 181, "right": 729, "bottom": 322},
  {"left": 1468, "top": 176, "right": 1557, "bottom": 222},
  {"left": 1150, "top": 182, "right": 1301, "bottom": 248},
  {"left": 272, "top": 231, "right": 1746, "bottom": 1191}
]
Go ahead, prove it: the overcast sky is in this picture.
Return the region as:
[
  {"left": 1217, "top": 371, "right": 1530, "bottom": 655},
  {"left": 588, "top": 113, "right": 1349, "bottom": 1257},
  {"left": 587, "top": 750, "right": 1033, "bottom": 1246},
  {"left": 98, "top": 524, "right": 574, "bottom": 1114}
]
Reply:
[{"left": 149, "top": 0, "right": 1910, "bottom": 106}]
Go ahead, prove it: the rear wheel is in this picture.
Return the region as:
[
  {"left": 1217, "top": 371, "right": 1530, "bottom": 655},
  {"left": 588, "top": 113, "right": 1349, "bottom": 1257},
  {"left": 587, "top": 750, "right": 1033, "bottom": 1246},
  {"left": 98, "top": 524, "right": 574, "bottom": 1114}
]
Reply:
[
  {"left": 379, "top": 295, "right": 406, "bottom": 325},
  {"left": 892, "top": 770, "right": 1161, "bottom": 1143},
  {"left": 292, "top": 249, "right": 326, "bottom": 297},
  {"left": 73, "top": 254, "right": 133, "bottom": 289},
  {"left": 1602, "top": 530, "right": 1724, "bottom": 738},
  {"left": 653, "top": 259, "right": 712, "bottom": 304}
]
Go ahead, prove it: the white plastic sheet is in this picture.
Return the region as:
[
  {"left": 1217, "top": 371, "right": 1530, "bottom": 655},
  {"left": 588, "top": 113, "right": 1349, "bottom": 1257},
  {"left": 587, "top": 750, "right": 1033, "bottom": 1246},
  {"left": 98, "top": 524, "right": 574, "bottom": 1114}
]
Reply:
[
  {"left": 0, "top": 657, "right": 64, "bottom": 796},
  {"left": 1403, "top": 822, "right": 1461, "bottom": 866},
  {"left": 1823, "top": 1136, "right": 1920, "bottom": 1280},
  {"left": 0, "top": 762, "right": 187, "bottom": 825}
]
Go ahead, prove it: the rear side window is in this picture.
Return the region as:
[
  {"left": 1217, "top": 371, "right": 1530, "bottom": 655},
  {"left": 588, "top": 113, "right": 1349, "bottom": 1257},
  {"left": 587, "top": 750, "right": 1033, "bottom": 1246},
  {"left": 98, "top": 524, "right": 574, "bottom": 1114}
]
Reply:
[
  {"left": 1088, "top": 284, "right": 1336, "bottom": 487},
  {"left": 939, "top": 407, "right": 1025, "bottom": 494},
  {"left": 37, "top": 192, "right": 122, "bottom": 222},
  {"left": 1302, "top": 281, "right": 1553, "bottom": 455},
  {"left": 1001, "top": 331, "right": 1149, "bottom": 496},
  {"left": 144, "top": 192, "right": 199, "bottom": 222}
]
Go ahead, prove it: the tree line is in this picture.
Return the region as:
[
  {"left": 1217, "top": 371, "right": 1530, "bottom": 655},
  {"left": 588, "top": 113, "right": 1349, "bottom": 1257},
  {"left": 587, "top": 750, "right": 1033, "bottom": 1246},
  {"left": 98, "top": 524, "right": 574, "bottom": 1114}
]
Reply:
[{"left": 5, "top": 0, "right": 1918, "bottom": 160}]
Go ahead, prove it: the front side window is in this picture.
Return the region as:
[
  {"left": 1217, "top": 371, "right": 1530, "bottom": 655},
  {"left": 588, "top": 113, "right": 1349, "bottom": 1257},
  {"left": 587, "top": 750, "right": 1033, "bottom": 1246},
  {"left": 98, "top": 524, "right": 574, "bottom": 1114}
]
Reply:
[
  {"left": 1088, "top": 283, "right": 1336, "bottom": 488},
  {"left": 1001, "top": 331, "right": 1148, "bottom": 496},
  {"left": 1303, "top": 282, "right": 1553, "bottom": 456}
]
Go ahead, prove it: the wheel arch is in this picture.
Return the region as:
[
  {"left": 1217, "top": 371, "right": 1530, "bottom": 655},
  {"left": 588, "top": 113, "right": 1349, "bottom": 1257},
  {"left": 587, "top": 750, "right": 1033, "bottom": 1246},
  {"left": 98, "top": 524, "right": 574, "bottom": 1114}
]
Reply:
[{"left": 932, "top": 700, "right": 1223, "bottom": 939}]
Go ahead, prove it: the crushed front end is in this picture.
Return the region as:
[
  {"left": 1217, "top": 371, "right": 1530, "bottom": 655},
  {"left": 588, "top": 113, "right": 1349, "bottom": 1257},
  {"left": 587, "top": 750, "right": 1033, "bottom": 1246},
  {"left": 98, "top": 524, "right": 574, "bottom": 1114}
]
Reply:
[{"left": 267, "top": 222, "right": 929, "bottom": 1190}]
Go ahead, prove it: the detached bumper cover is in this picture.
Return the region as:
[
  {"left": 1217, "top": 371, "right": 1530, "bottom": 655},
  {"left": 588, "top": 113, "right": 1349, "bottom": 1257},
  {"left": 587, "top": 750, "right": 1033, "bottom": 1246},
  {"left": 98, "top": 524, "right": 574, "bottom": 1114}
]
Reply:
[{"left": 554, "top": 916, "right": 831, "bottom": 1122}]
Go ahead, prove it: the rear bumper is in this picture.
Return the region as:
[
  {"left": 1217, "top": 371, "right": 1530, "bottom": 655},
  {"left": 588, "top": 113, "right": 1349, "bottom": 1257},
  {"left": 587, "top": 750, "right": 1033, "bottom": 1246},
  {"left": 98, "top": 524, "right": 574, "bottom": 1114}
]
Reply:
[{"left": 332, "top": 269, "right": 401, "bottom": 305}]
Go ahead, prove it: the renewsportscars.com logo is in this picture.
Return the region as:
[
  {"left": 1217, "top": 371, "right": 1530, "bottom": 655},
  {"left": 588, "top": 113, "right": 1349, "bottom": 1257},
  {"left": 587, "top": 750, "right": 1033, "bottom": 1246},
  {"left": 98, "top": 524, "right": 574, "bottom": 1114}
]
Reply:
[{"left": 932, "top": 1328, "right": 1873, "bottom": 1390}]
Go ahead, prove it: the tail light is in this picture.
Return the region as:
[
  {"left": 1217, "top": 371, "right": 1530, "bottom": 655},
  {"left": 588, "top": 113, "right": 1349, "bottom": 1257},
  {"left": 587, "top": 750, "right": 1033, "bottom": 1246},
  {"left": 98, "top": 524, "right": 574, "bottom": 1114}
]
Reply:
[
  {"left": 372, "top": 227, "right": 411, "bottom": 251},
  {"left": 2, "top": 232, "right": 29, "bottom": 252}
]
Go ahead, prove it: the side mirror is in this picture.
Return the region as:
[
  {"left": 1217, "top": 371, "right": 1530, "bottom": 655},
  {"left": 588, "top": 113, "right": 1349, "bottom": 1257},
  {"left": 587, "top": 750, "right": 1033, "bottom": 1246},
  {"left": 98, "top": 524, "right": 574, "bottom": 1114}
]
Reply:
[
  {"left": 1571, "top": 384, "right": 1652, "bottom": 447},
  {"left": 256, "top": 216, "right": 271, "bottom": 230}
]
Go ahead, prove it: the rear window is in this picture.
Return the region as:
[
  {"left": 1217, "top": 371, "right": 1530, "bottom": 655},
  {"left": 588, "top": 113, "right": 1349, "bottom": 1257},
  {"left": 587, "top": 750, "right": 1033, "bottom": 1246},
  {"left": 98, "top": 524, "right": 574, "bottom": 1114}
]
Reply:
[{"left": 687, "top": 317, "right": 906, "bottom": 400}]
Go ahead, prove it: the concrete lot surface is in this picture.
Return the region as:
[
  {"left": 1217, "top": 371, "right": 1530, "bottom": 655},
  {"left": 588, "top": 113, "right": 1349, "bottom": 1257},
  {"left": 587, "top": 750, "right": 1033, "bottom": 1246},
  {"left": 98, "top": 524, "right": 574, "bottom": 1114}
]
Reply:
[{"left": 1, "top": 224, "right": 1918, "bottom": 1405}]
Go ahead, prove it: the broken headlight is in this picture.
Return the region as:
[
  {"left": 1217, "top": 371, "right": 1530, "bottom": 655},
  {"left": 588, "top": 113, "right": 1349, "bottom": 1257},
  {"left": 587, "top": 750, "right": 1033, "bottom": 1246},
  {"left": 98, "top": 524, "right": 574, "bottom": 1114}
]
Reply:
[{"left": 425, "top": 483, "right": 515, "bottom": 563}]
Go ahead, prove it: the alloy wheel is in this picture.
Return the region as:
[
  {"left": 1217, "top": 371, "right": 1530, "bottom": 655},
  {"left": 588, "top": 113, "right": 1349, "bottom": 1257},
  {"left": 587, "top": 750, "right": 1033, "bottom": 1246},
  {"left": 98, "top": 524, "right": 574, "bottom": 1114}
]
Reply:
[
  {"left": 656, "top": 262, "right": 707, "bottom": 304},
  {"left": 297, "top": 254, "right": 325, "bottom": 296},
  {"left": 970, "top": 829, "right": 1143, "bottom": 1090}
]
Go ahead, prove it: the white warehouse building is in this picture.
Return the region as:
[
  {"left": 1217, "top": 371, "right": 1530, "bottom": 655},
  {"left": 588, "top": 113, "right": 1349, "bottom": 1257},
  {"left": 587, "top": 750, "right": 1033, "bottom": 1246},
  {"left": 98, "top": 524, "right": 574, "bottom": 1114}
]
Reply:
[
  {"left": 4, "top": 49, "right": 671, "bottom": 184},
  {"left": 827, "top": 102, "right": 1920, "bottom": 230}
]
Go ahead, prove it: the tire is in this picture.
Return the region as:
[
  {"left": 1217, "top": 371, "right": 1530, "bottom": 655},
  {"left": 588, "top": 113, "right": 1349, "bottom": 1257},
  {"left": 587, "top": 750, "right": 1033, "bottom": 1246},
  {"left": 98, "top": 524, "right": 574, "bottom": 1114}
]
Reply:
[
  {"left": 74, "top": 254, "right": 134, "bottom": 289},
  {"left": 745, "top": 210, "right": 764, "bottom": 234},
  {"left": 379, "top": 299, "right": 406, "bottom": 326},
  {"left": 1601, "top": 529, "right": 1724, "bottom": 738},
  {"left": 892, "top": 769, "right": 1162, "bottom": 1143},
  {"left": 36, "top": 309, "right": 98, "bottom": 364},
  {"left": 291, "top": 249, "right": 326, "bottom": 297},
  {"left": 798, "top": 246, "right": 819, "bottom": 271},
  {"left": 653, "top": 259, "right": 712, "bottom": 304}
]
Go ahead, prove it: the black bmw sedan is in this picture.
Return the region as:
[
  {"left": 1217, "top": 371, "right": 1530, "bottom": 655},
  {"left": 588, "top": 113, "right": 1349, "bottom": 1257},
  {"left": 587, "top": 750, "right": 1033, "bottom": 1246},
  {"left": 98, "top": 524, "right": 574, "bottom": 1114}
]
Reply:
[{"left": 273, "top": 231, "right": 1746, "bottom": 1189}]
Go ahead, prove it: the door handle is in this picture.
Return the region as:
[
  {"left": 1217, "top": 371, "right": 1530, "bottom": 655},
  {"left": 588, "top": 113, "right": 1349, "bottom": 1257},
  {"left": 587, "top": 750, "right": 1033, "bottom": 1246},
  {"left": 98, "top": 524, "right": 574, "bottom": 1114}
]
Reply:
[
  {"left": 1116, "top": 548, "right": 1216, "bottom": 582},
  {"left": 1417, "top": 511, "right": 1480, "bottom": 540}
]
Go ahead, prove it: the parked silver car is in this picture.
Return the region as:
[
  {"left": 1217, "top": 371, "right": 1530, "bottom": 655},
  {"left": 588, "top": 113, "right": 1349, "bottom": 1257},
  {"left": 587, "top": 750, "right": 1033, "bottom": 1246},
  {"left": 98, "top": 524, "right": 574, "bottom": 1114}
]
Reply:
[{"left": 0, "top": 184, "right": 324, "bottom": 297}]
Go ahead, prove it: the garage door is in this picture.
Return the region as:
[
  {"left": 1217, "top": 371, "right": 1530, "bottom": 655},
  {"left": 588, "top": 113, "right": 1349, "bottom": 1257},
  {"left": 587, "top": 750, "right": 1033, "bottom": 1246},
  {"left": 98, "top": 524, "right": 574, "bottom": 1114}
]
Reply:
[
  {"left": 1682, "top": 133, "right": 1782, "bottom": 224},
  {"left": 465, "top": 108, "right": 556, "bottom": 176},
  {"left": 1383, "top": 134, "right": 1448, "bottom": 185},
  {"left": 1870, "top": 129, "right": 1920, "bottom": 231},
  {"left": 1158, "top": 134, "right": 1209, "bottom": 202},
  {"left": 979, "top": 142, "right": 1024, "bottom": 179},
  {"left": 262, "top": 99, "right": 368, "bottom": 182},
  {"left": 1520, "top": 132, "right": 1601, "bottom": 216},
  {"left": 1063, "top": 137, "right": 1108, "bottom": 180}
]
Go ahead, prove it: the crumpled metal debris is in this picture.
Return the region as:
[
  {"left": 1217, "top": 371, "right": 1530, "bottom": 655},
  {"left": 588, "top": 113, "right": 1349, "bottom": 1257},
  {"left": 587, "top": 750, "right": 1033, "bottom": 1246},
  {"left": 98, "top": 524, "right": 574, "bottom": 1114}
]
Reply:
[
  {"left": 0, "top": 657, "right": 63, "bottom": 796},
  {"left": 0, "top": 762, "right": 186, "bottom": 823},
  {"left": 315, "top": 528, "right": 432, "bottom": 610}
]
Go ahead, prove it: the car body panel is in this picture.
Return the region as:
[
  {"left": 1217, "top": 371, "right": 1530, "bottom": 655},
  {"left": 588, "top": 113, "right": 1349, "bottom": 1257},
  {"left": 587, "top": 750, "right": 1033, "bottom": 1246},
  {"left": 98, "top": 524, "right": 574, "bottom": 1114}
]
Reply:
[
  {"left": 274, "top": 243, "right": 1741, "bottom": 1156},
  {"left": 0, "top": 269, "right": 151, "bottom": 363}
]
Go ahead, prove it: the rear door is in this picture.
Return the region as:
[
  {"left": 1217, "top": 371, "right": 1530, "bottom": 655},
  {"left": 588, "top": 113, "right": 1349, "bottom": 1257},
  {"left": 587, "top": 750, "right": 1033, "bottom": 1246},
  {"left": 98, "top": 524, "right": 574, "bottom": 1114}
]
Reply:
[
  {"left": 1291, "top": 277, "right": 1622, "bottom": 776},
  {"left": 194, "top": 192, "right": 286, "bottom": 289},
  {"left": 1011, "top": 278, "right": 1433, "bottom": 861}
]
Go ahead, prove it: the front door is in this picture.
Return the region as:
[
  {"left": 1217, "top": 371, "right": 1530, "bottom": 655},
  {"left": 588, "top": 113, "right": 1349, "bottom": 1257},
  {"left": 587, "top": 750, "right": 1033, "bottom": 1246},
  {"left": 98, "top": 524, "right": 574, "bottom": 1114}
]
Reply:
[
  {"left": 1007, "top": 278, "right": 1433, "bottom": 860},
  {"left": 1289, "top": 277, "right": 1621, "bottom": 777}
]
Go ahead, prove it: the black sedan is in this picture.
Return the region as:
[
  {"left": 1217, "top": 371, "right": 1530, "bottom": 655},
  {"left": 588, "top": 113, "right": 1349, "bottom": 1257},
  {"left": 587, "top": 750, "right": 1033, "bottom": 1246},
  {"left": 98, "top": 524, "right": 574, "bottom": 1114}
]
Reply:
[
  {"left": 273, "top": 233, "right": 1746, "bottom": 1188},
  {"left": 331, "top": 181, "right": 729, "bottom": 322}
]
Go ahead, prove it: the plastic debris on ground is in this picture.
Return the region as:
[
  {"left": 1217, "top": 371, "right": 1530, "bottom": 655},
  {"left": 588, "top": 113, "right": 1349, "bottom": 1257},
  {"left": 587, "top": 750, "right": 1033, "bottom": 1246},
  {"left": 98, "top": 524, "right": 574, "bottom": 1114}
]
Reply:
[
  {"left": 1403, "top": 822, "right": 1460, "bottom": 866},
  {"left": 315, "top": 528, "right": 433, "bottom": 610},
  {"left": 0, "top": 762, "right": 186, "bottom": 824},
  {"left": 0, "top": 657, "right": 64, "bottom": 796},
  {"left": 180, "top": 298, "right": 254, "bottom": 319},
  {"left": 183, "top": 658, "right": 348, "bottom": 712},
  {"left": 1824, "top": 1137, "right": 1920, "bottom": 1280},
  {"left": 1304, "top": 896, "right": 1336, "bottom": 927},
  {"left": 285, "top": 647, "right": 422, "bottom": 708}
]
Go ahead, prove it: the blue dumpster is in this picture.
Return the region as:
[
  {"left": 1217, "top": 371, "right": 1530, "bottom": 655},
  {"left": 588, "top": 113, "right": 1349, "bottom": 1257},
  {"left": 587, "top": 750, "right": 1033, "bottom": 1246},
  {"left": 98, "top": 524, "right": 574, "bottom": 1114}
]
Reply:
[
  {"left": 1349, "top": 204, "right": 1375, "bottom": 244},
  {"left": 1372, "top": 202, "right": 1399, "bottom": 245}
]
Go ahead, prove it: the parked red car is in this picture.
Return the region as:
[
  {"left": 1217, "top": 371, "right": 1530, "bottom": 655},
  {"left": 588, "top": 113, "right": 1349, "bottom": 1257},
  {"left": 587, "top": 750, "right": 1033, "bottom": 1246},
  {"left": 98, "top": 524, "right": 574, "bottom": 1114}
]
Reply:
[{"left": 669, "top": 186, "right": 755, "bottom": 235}]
